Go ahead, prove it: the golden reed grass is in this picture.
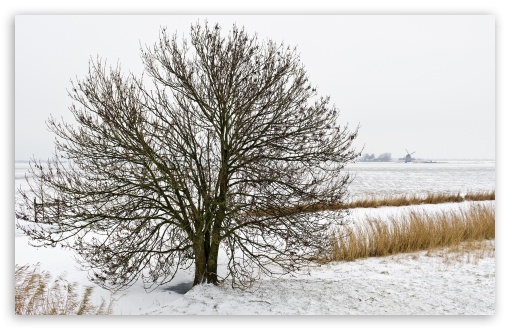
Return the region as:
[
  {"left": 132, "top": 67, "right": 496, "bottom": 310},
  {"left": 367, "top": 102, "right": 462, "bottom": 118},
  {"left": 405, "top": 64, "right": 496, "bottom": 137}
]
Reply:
[
  {"left": 464, "top": 190, "right": 496, "bottom": 202},
  {"left": 343, "top": 190, "right": 495, "bottom": 210},
  {"left": 326, "top": 202, "right": 495, "bottom": 262},
  {"left": 248, "top": 190, "right": 495, "bottom": 217},
  {"left": 15, "top": 264, "right": 116, "bottom": 315}
]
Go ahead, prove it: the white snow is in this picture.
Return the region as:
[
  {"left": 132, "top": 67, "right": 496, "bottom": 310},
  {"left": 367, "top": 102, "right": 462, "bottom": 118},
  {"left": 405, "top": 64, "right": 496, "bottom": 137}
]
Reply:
[
  {"left": 13, "top": 161, "right": 500, "bottom": 319},
  {"left": 346, "top": 160, "right": 495, "bottom": 199},
  {"left": 146, "top": 246, "right": 495, "bottom": 315},
  {"left": 14, "top": 202, "right": 496, "bottom": 316}
]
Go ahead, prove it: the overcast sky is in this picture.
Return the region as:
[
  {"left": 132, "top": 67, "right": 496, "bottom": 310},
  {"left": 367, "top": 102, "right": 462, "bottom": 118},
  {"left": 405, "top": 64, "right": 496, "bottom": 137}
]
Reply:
[{"left": 15, "top": 15, "right": 495, "bottom": 160}]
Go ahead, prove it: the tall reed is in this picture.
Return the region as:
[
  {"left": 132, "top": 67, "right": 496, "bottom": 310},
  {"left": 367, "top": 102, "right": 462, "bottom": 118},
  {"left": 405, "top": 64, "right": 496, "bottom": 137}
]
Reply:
[
  {"left": 15, "top": 264, "right": 116, "bottom": 315},
  {"left": 327, "top": 203, "right": 495, "bottom": 262}
]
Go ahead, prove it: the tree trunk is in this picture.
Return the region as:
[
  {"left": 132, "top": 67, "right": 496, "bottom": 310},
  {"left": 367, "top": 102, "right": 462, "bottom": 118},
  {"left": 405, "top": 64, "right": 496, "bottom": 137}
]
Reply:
[
  {"left": 193, "top": 237, "right": 207, "bottom": 285},
  {"left": 192, "top": 135, "right": 228, "bottom": 286},
  {"left": 206, "top": 237, "right": 220, "bottom": 284},
  {"left": 192, "top": 235, "right": 220, "bottom": 286}
]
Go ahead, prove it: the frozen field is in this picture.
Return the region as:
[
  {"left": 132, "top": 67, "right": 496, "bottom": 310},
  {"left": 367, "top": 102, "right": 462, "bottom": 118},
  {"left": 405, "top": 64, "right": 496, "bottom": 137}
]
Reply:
[
  {"left": 346, "top": 160, "right": 495, "bottom": 199},
  {"left": 15, "top": 160, "right": 496, "bottom": 205},
  {"left": 13, "top": 160, "right": 496, "bottom": 316}
]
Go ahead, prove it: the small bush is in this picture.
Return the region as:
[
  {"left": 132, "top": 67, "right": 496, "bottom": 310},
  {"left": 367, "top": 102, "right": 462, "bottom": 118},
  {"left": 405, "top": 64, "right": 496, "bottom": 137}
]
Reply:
[{"left": 15, "top": 264, "right": 116, "bottom": 315}]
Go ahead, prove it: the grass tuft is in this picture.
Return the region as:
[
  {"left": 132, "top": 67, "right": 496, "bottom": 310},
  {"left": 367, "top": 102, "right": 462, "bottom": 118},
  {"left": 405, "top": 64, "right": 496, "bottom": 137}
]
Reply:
[{"left": 15, "top": 264, "right": 116, "bottom": 315}]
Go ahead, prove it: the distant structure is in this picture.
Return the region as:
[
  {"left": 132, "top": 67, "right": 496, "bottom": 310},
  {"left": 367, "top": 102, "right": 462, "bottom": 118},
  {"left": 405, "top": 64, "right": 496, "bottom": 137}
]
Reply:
[{"left": 404, "top": 149, "right": 415, "bottom": 163}]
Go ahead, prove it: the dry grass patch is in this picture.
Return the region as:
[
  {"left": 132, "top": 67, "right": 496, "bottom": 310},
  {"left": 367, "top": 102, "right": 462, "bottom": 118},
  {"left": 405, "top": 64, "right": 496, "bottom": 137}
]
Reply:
[
  {"left": 382, "top": 239, "right": 495, "bottom": 266},
  {"left": 247, "top": 190, "right": 495, "bottom": 217},
  {"left": 426, "top": 240, "right": 495, "bottom": 265},
  {"left": 325, "top": 203, "right": 495, "bottom": 262},
  {"left": 464, "top": 190, "right": 496, "bottom": 202},
  {"left": 15, "top": 264, "right": 116, "bottom": 315},
  {"left": 344, "top": 190, "right": 496, "bottom": 209}
]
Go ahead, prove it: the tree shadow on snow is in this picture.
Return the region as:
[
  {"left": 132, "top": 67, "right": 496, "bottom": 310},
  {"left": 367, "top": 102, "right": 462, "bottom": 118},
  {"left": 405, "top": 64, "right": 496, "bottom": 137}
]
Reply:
[{"left": 163, "top": 281, "right": 194, "bottom": 294}]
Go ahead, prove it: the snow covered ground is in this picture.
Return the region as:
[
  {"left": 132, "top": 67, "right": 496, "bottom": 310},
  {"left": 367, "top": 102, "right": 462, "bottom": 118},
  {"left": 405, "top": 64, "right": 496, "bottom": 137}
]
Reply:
[
  {"left": 14, "top": 202, "right": 496, "bottom": 316},
  {"left": 12, "top": 161, "right": 500, "bottom": 320},
  {"left": 146, "top": 245, "right": 495, "bottom": 315},
  {"left": 346, "top": 160, "right": 495, "bottom": 199}
]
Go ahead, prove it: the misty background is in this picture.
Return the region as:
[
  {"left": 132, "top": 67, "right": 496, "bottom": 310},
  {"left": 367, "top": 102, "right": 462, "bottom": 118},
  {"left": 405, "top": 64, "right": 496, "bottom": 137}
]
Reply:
[{"left": 15, "top": 15, "right": 495, "bottom": 161}]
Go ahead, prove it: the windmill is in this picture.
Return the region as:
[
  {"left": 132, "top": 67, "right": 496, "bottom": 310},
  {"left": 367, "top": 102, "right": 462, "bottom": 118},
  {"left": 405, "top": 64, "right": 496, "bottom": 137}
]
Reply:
[{"left": 404, "top": 149, "right": 415, "bottom": 163}]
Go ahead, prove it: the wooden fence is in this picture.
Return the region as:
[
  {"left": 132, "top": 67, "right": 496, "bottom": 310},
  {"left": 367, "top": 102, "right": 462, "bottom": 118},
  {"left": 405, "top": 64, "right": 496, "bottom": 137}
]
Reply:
[{"left": 33, "top": 198, "right": 62, "bottom": 223}]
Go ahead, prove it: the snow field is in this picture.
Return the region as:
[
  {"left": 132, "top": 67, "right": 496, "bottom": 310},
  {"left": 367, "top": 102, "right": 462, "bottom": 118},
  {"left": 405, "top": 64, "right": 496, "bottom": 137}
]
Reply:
[
  {"left": 147, "top": 245, "right": 494, "bottom": 315},
  {"left": 13, "top": 161, "right": 496, "bottom": 315}
]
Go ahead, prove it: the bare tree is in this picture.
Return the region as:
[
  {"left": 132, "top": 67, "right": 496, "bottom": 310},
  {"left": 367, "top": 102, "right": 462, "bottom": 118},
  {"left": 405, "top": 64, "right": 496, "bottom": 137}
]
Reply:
[
  {"left": 377, "top": 152, "right": 392, "bottom": 162},
  {"left": 16, "top": 22, "right": 359, "bottom": 291}
]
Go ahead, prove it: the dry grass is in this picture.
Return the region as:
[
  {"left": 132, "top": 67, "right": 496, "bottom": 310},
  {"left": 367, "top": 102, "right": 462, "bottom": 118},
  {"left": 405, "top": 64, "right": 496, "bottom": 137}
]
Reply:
[
  {"left": 464, "top": 190, "right": 496, "bottom": 202},
  {"left": 345, "top": 190, "right": 495, "bottom": 209},
  {"left": 247, "top": 190, "right": 495, "bottom": 217},
  {"left": 426, "top": 240, "right": 495, "bottom": 265},
  {"left": 15, "top": 264, "right": 116, "bottom": 315},
  {"left": 346, "top": 191, "right": 463, "bottom": 209},
  {"left": 325, "top": 202, "right": 495, "bottom": 262}
]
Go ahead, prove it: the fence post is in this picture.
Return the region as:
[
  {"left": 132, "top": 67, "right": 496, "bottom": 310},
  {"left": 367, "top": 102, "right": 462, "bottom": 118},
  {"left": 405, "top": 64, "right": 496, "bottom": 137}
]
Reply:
[{"left": 34, "top": 197, "right": 37, "bottom": 223}]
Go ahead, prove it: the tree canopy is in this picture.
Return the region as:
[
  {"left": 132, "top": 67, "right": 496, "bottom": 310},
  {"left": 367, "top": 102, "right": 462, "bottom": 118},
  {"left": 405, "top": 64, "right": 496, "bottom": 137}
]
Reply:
[{"left": 16, "top": 22, "right": 360, "bottom": 290}]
